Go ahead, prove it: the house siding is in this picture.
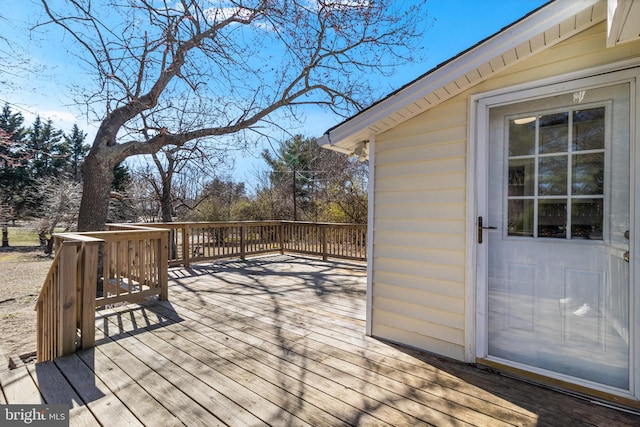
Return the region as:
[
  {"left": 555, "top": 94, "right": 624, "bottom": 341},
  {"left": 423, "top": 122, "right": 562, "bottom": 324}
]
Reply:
[{"left": 370, "top": 20, "right": 640, "bottom": 361}]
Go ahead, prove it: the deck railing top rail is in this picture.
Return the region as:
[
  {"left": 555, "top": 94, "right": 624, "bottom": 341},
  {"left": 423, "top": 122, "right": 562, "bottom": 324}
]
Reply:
[{"left": 126, "top": 221, "right": 367, "bottom": 267}]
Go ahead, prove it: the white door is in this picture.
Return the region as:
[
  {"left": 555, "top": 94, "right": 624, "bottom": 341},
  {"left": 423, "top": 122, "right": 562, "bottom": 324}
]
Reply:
[{"left": 481, "top": 82, "right": 632, "bottom": 392}]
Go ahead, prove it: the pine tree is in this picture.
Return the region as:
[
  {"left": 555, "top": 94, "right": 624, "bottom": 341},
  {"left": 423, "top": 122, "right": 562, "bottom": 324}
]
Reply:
[
  {"left": 64, "top": 124, "right": 89, "bottom": 181},
  {"left": 26, "top": 116, "right": 65, "bottom": 178},
  {"left": 0, "top": 104, "right": 28, "bottom": 245}
]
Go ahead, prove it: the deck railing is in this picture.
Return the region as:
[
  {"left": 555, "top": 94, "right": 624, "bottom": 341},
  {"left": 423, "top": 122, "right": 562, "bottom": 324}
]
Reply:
[
  {"left": 35, "top": 221, "right": 365, "bottom": 361},
  {"left": 143, "top": 221, "right": 367, "bottom": 267},
  {"left": 35, "top": 225, "right": 169, "bottom": 362},
  {"left": 35, "top": 235, "right": 101, "bottom": 362}
]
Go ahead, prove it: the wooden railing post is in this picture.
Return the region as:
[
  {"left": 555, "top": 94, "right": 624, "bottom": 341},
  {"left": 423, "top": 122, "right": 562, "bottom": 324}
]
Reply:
[
  {"left": 240, "top": 224, "right": 246, "bottom": 261},
  {"left": 80, "top": 241, "right": 99, "bottom": 350},
  {"left": 159, "top": 230, "right": 169, "bottom": 300},
  {"left": 279, "top": 222, "right": 285, "bottom": 255},
  {"left": 183, "top": 224, "right": 190, "bottom": 268},
  {"left": 58, "top": 242, "right": 79, "bottom": 358},
  {"left": 321, "top": 224, "right": 328, "bottom": 261}
]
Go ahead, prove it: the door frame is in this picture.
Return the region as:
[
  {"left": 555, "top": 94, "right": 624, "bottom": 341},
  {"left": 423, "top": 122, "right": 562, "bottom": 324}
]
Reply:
[{"left": 467, "top": 63, "right": 640, "bottom": 401}]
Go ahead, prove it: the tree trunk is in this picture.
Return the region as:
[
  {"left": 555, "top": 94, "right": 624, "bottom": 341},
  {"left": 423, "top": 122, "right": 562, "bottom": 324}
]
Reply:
[
  {"left": 1, "top": 224, "right": 8, "bottom": 247},
  {"left": 77, "top": 151, "right": 116, "bottom": 231},
  {"left": 45, "top": 236, "right": 55, "bottom": 255},
  {"left": 292, "top": 167, "right": 297, "bottom": 221},
  {"left": 160, "top": 178, "right": 173, "bottom": 223}
]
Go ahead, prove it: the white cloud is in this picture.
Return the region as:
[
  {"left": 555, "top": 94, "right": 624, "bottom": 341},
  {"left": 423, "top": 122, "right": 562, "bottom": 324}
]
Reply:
[
  {"left": 17, "top": 108, "right": 77, "bottom": 132},
  {"left": 39, "top": 110, "right": 77, "bottom": 124}
]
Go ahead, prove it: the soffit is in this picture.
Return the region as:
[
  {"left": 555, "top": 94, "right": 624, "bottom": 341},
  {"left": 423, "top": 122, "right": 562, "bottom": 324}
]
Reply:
[{"left": 319, "top": 0, "right": 606, "bottom": 157}]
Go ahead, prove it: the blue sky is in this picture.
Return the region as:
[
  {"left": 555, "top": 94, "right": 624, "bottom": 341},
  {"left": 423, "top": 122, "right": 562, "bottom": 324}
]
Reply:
[{"left": 1, "top": 0, "right": 548, "bottom": 186}]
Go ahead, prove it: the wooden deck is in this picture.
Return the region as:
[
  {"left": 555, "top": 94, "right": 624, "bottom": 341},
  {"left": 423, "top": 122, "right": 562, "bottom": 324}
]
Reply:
[{"left": 2, "top": 254, "right": 639, "bottom": 426}]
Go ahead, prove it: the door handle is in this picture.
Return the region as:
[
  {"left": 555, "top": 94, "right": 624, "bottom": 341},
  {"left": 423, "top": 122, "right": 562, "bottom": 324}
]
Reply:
[{"left": 478, "top": 216, "right": 497, "bottom": 244}]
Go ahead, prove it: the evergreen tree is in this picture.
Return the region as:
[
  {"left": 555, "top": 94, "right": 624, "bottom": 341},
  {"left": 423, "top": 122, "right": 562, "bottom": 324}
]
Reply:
[
  {"left": 0, "top": 104, "right": 29, "bottom": 245},
  {"left": 108, "top": 162, "right": 136, "bottom": 223},
  {"left": 258, "top": 134, "right": 368, "bottom": 223},
  {"left": 26, "top": 116, "right": 65, "bottom": 178},
  {"left": 261, "top": 135, "right": 320, "bottom": 221},
  {"left": 0, "top": 104, "right": 27, "bottom": 143},
  {"left": 0, "top": 104, "right": 96, "bottom": 245},
  {"left": 112, "top": 162, "right": 132, "bottom": 193},
  {"left": 64, "top": 124, "right": 89, "bottom": 181}
]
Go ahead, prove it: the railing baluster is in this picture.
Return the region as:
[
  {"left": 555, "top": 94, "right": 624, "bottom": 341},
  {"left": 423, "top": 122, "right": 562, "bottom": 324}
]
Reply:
[{"left": 183, "top": 224, "right": 190, "bottom": 268}]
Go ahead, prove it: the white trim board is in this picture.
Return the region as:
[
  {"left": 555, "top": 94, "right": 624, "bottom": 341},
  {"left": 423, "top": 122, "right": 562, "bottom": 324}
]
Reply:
[{"left": 365, "top": 135, "right": 375, "bottom": 336}]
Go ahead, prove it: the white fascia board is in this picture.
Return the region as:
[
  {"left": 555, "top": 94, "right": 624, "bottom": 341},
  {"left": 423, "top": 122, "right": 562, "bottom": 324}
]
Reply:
[
  {"left": 608, "top": 0, "right": 626, "bottom": 47},
  {"left": 318, "top": 134, "right": 353, "bottom": 155},
  {"left": 323, "top": 0, "right": 601, "bottom": 149},
  {"left": 316, "top": 134, "right": 331, "bottom": 148},
  {"left": 607, "top": 0, "right": 640, "bottom": 47}
]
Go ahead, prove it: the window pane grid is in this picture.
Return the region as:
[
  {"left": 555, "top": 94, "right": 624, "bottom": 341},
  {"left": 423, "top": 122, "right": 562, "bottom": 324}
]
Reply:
[{"left": 507, "top": 106, "right": 605, "bottom": 240}]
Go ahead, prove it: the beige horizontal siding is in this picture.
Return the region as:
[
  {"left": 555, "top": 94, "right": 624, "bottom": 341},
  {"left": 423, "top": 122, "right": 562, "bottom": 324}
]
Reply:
[
  {"left": 372, "top": 78, "right": 469, "bottom": 359},
  {"left": 375, "top": 188, "right": 465, "bottom": 205},
  {"left": 374, "top": 231, "right": 465, "bottom": 252},
  {"left": 374, "top": 218, "right": 465, "bottom": 234},
  {"left": 374, "top": 270, "right": 464, "bottom": 298},
  {"left": 374, "top": 284, "right": 465, "bottom": 322},
  {"left": 372, "top": 323, "right": 465, "bottom": 361},
  {"left": 375, "top": 257, "right": 465, "bottom": 284},
  {"left": 370, "top": 17, "right": 640, "bottom": 362},
  {"left": 376, "top": 158, "right": 466, "bottom": 180},
  {"left": 376, "top": 140, "right": 466, "bottom": 165},
  {"left": 374, "top": 245, "right": 464, "bottom": 268},
  {"left": 373, "top": 308, "right": 464, "bottom": 344},
  {"left": 375, "top": 172, "right": 466, "bottom": 192},
  {"left": 376, "top": 99, "right": 468, "bottom": 144},
  {"left": 375, "top": 203, "right": 465, "bottom": 221}
]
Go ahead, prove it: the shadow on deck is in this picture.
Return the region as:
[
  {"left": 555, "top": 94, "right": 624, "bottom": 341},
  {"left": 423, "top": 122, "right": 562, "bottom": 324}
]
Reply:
[{"left": 1, "top": 254, "right": 638, "bottom": 426}]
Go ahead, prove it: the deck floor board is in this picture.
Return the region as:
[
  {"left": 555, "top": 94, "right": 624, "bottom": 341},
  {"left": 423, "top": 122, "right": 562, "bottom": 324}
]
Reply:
[
  {"left": 148, "top": 299, "right": 422, "bottom": 426},
  {"left": 164, "top": 281, "right": 533, "bottom": 427},
  {"left": 92, "top": 328, "right": 228, "bottom": 427},
  {"left": 1, "top": 255, "right": 639, "bottom": 426}
]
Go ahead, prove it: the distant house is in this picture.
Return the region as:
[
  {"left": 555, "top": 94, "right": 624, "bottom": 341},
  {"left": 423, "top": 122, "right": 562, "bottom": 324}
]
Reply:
[{"left": 319, "top": 0, "right": 640, "bottom": 408}]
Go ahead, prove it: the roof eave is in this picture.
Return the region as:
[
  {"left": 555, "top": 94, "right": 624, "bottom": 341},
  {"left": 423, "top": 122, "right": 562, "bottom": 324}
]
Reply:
[{"left": 319, "top": 0, "right": 605, "bottom": 157}]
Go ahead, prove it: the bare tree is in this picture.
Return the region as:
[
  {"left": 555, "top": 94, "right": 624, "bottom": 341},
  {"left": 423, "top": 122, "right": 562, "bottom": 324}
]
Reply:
[
  {"left": 128, "top": 166, "right": 162, "bottom": 222},
  {"left": 31, "top": 178, "right": 82, "bottom": 253},
  {"left": 132, "top": 140, "right": 230, "bottom": 222},
  {"left": 38, "top": 0, "right": 428, "bottom": 230},
  {"left": 0, "top": 15, "right": 32, "bottom": 89}
]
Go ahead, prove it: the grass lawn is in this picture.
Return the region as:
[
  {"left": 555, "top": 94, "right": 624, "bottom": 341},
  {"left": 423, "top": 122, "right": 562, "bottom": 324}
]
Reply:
[{"left": 3, "top": 226, "right": 40, "bottom": 246}]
